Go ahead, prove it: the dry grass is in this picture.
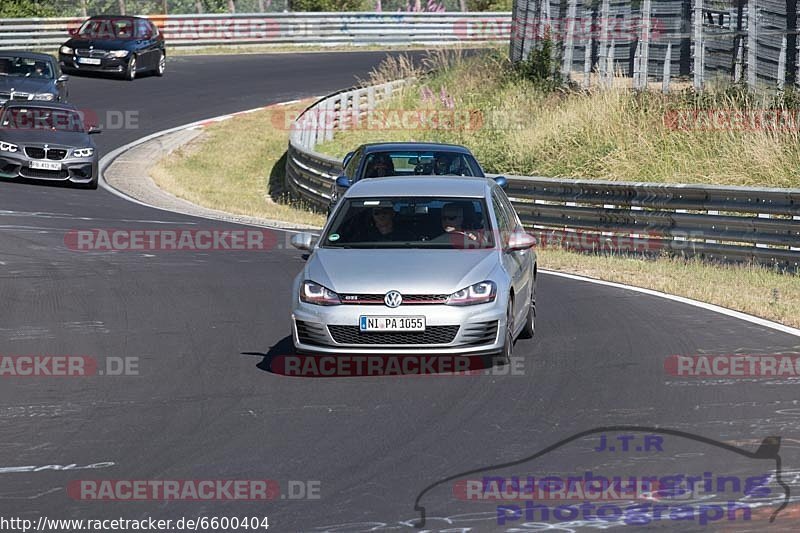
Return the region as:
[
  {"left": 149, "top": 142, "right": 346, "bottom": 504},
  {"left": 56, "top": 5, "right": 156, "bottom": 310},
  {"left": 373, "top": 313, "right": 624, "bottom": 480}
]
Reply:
[
  {"left": 540, "top": 248, "right": 800, "bottom": 328},
  {"left": 316, "top": 49, "right": 800, "bottom": 188},
  {"left": 150, "top": 101, "right": 326, "bottom": 228}
]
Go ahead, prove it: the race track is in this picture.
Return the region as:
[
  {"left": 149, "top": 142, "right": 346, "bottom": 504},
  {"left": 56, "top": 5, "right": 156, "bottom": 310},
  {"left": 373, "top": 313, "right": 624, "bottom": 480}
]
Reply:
[{"left": 1, "top": 51, "right": 799, "bottom": 532}]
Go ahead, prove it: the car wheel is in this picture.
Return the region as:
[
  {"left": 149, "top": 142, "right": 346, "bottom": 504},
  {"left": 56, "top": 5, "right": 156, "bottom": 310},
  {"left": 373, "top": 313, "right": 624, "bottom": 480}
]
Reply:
[
  {"left": 125, "top": 55, "right": 137, "bottom": 81},
  {"left": 519, "top": 294, "right": 535, "bottom": 339},
  {"left": 497, "top": 301, "right": 514, "bottom": 366},
  {"left": 155, "top": 52, "right": 165, "bottom": 76}
]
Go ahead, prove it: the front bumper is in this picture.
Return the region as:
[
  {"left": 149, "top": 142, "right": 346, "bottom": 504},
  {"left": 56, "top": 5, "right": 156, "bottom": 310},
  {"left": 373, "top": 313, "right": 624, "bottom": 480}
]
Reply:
[
  {"left": 60, "top": 54, "right": 128, "bottom": 73},
  {"left": 292, "top": 301, "right": 506, "bottom": 355},
  {"left": 0, "top": 152, "right": 97, "bottom": 184}
]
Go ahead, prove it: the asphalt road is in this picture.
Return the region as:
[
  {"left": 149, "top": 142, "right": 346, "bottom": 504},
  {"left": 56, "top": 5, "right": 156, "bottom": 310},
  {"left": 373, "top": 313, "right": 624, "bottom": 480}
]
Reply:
[{"left": 1, "top": 52, "right": 799, "bottom": 532}]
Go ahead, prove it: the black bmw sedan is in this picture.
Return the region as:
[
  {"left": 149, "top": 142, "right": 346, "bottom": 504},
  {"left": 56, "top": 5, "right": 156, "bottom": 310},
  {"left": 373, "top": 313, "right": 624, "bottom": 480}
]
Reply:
[{"left": 59, "top": 16, "right": 166, "bottom": 81}]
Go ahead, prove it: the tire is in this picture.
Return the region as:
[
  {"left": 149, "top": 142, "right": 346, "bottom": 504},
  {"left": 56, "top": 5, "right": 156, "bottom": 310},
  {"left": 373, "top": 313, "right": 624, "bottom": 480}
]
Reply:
[
  {"left": 155, "top": 52, "right": 165, "bottom": 76},
  {"left": 124, "top": 55, "right": 137, "bottom": 81},
  {"left": 497, "top": 301, "right": 514, "bottom": 366},
  {"left": 519, "top": 294, "right": 536, "bottom": 339}
]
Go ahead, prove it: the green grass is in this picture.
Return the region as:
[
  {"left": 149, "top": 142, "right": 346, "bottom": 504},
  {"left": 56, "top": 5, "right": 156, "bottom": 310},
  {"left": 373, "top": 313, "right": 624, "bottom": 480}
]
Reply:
[
  {"left": 316, "top": 49, "right": 800, "bottom": 188},
  {"left": 151, "top": 101, "right": 326, "bottom": 228}
]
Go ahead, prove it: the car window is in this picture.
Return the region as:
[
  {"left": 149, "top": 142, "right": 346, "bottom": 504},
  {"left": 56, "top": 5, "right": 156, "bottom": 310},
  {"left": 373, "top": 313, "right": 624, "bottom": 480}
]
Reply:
[
  {"left": 359, "top": 151, "right": 482, "bottom": 179},
  {"left": 148, "top": 21, "right": 159, "bottom": 37},
  {"left": 491, "top": 190, "right": 511, "bottom": 246},
  {"left": 496, "top": 187, "right": 522, "bottom": 231},
  {"left": 344, "top": 148, "right": 363, "bottom": 178},
  {"left": 1, "top": 107, "right": 85, "bottom": 133},
  {"left": 78, "top": 18, "right": 134, "bottom": 40},
  {"left": 0, "top": 56, "right": 53, "bottom": 79},
  {"left": 323, "top": 197, "right": 494, "bottom": 249},
  {"left": 136, "top": 20, "right": 153, "bottom": 39}
]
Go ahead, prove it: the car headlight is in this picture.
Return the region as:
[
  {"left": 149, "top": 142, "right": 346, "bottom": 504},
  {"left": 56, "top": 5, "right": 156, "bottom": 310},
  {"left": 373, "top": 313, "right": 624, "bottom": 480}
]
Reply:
[
  {"left": 108, "top": 50, "right": 130, "bottom": 58},
  {"left": 60, "top": 45, "right": 73, "bottom": 55},
  {"left": 33, "top": 93, "right": 55, "bottom": 101},
  {"left": 0, "top": 141, "right": 19, "bottom": 153},
  {"left": 446, "top": 281, "right": 497, "bottom": 306},
  {"left": 300, "top": 281, "right": 341, "bottom": 306},
  {"left": 73, "top": 147, "right": 94, "bottom": 158}
]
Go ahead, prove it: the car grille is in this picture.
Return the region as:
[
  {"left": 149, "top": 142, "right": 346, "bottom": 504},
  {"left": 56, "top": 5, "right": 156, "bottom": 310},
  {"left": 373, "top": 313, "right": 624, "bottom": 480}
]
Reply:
[
  {"left": 24, "top": 147, "right": 68, "bottom": 160},
  {"left": 339, "top": 294, "right": 449, "bottom": 305},
  {"left": 328, "top": 325, "right": 459, "bottom": 345},
  {"left": 0, "top": 92, "right": 32, "bottom": 101},
  {"left": 20, "top": 167, "right": 69, "bottom": 179},
  {"left": 460, "top": 321, "right": 499, "bottom": 346},
  {"left": 76, "top": 49, "right": 108, "bottom": 58},
  {"left": 295, "top": 320, "right": 329, "bottom": 346}
]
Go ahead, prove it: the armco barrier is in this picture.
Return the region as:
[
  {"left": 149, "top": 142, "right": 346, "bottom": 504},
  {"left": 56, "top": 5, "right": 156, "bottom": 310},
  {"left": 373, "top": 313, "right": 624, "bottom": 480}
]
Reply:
[
  {"left": 285, "top": 81, "right": 800, "bottom": 268},
  {"left": 0, "top": 12, "right": 511, "bottom": 51}
]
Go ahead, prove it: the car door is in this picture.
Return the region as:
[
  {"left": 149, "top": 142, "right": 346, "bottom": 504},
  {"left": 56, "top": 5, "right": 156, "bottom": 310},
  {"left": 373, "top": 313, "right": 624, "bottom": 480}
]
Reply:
[
  {"left": 492, "top": 189, "right": 529, "bottom": 334},
  {"left": 135, "top": 19, "right": 155, "bottom": 69}
]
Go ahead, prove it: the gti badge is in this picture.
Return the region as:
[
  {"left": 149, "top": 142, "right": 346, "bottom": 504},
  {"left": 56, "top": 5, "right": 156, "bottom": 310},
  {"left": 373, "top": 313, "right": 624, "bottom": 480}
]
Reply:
[{"left": 384, "top": 291, "right": 402, "bottom": 308}]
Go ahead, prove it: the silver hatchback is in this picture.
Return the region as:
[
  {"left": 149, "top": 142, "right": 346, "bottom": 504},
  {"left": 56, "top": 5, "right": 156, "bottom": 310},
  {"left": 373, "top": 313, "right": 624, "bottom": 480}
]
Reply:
[{"left": 290, "top": 176, "right": 537, "bottom": 362}]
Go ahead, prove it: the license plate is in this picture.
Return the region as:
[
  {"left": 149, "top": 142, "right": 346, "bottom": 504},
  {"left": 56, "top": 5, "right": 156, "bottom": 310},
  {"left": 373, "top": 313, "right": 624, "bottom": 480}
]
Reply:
[
  {"left": 29, "top": 161, "right": 61, "bottom": 171},
  {"left": 78, "top": 57, "right": 101, "bottom": 65},
  {"left": 359, "top": 316, "right": 425, "bottom": 332}
]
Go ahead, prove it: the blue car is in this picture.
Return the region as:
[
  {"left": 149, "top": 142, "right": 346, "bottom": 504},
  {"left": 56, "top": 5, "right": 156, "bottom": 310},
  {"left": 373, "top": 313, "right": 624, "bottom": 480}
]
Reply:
[{"left": 328, "top": 142, "right": 505, "bottom": 216}]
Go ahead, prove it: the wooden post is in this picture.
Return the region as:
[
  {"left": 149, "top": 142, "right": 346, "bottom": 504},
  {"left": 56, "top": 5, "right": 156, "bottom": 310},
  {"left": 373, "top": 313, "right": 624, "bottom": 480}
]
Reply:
[
  {"left": 747, "top": 0, "right": 758, "bottom": 89},
  {"left": 598, "top": 0, "right": 610, "bottom": 83},
  {"left": 118, "top": 0, "right": 126, "bottom": 16},
  {"left": 562, "top": 0, "right": 578, "bottom": 80},
  {"left": 80, "top": 0, "right": 88, "bottom": 17},
  {"left": 641, "top": 0, "right": 651, "bottom": 89},
  {"left": 734, "top": 38, "right": 745, "bottom": 83},
  {"left": 228, "top": 0, "right": 236, "bottom": 14},
  {"left": 663, "top": 41, "right": 672, "bottom": 93},
  {"left": 778, "top": 36, "right": 787, "bottom": 90},
  {"left": 693, "top": 0, "right": 703, "bottom": 91},
  {"left": 196, "top": 0, "right": 204, "bottom": 14}
]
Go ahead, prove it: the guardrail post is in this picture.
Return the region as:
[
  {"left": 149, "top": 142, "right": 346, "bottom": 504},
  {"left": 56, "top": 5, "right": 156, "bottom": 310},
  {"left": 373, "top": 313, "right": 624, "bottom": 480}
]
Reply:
[
  {"left": 605, "top": 39, "right": 615, "bottom": 88},
  {"left": 640, "top": 0, "right": 651, "bottom": 89},
  {"left": 598, "top": 0, "right": 610, "bottom": 82},
  {"left": 778, "top": 36, "right": 787, "bottom": 91},
  {"left": 562, "top": 0, "right": 578, "bottom": 80},
  {"left": 756, "top": 213, "right": 770, "bottom": 249},
  {"left": 663, "top": 42, "right": 673, "bottom": 93},
  {"left": 325, "top": 97, "right": 335, "bottom": 142},
  {"left": 706, "top": 210, "right": 718, "bottom": 244},
  {"left": 793, "top": 216, "right": 800, "bottom": 251},
  {"left": 583, "top": 32, "right": 592, "bottom": 89}
]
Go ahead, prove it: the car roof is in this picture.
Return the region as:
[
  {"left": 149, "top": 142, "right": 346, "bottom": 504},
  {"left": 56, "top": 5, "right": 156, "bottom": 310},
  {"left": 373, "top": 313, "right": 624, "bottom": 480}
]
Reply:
[
  {"left": 361, "top": 142, "right": 472, "bottom": 154},
  {"left": 85, "top": 15, "right": 148, "bottom": 21},
  {"left": 1, "top": 101, "right": 78, "bottom": 112},
  {"left": 0, "top": 51, "right": 55, "bottom": 62},
  {"left": 345, "top": 176, "right": 492, "bottom": 198}
]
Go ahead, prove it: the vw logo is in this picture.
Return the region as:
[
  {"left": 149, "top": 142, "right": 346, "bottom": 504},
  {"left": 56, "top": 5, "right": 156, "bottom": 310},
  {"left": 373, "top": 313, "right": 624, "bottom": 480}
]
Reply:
[{"left": 384, "top": 291, "right": 402, "bottom": 308}]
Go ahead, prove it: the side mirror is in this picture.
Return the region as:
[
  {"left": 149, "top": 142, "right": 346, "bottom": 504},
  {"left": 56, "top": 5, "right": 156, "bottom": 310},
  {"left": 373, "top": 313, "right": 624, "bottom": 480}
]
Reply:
[
  {"left": 335, "top": 175, "right": 351, "bottom": 189},
  {"left": 88, "top": 127, "right": 102, "bottom": 135},
  {"left": 290, "top": 232, "right": 318, "bottom": 251},
  {"left": 57, "top": 74, "right": 69, "bottom": 83},
  {"left": 342, "top": 150, "right": 355, "bottom": 167},
  {"left": 493, "top": 175, "right": 508, "bottom": 189},
  {"left": 505, "top": 230, "right": 536, "bottom": 252}
]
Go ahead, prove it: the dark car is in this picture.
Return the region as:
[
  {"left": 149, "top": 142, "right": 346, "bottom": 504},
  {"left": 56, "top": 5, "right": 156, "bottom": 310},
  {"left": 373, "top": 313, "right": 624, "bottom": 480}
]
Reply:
[
  {"left": 59, "top": 16, "right": 166, "bottom": 81},
  {"left": 0, "top": 52, "right": 69, "bottom": 104},
  {"left": 328, "top": 142, "right": 505, "bottom": 215},
  {"left": 0, "top": 101, "right": 101, "bottom": 189}
]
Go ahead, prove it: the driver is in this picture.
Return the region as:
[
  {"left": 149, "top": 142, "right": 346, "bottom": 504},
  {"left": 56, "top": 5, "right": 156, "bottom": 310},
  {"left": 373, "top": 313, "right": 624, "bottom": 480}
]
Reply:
[
  {"left": 433, "top": 153, "right": 454, "bottom": 175},
  {"left": 364, "top": 153, "right": 394, "bottom": 178}
]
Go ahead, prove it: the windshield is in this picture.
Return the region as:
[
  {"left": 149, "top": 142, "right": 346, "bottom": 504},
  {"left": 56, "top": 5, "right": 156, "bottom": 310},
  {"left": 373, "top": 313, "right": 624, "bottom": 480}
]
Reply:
[
  {"left": 1, "top": 107, "right": 85, "bottom": 133},
  {"left": 360, "top": 151, "right": 483, "bottom": 178},
  {"left": 0, "top": 56, "right": 54, "bottom": 79},
  {"left": 323, "top": 197, "right": 494, "bottom": 249},
  {"left": 78, "top": 18, "right": 135, "bottom": 40}
]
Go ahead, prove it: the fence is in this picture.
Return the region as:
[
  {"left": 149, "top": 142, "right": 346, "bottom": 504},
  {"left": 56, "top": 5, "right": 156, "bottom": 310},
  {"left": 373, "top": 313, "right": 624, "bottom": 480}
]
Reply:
[
  {"left": 510, "top": 0, "right": 800, "bottom": 91},
  {"left": 0, "top": 12, "right": 512, "bottom": 51},
  {"left": 285, "top": 80, "right": 800, "bottom": 267}
]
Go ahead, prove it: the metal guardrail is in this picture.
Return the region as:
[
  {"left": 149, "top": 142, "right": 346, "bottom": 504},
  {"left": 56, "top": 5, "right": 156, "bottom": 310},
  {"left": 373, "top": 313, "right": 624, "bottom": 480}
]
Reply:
[
  {"left": 285, "top": 79, "right": 800, "bottom": 268},
  {"left": 0, "top": 12, "right": 511, "bottom": 51}
]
